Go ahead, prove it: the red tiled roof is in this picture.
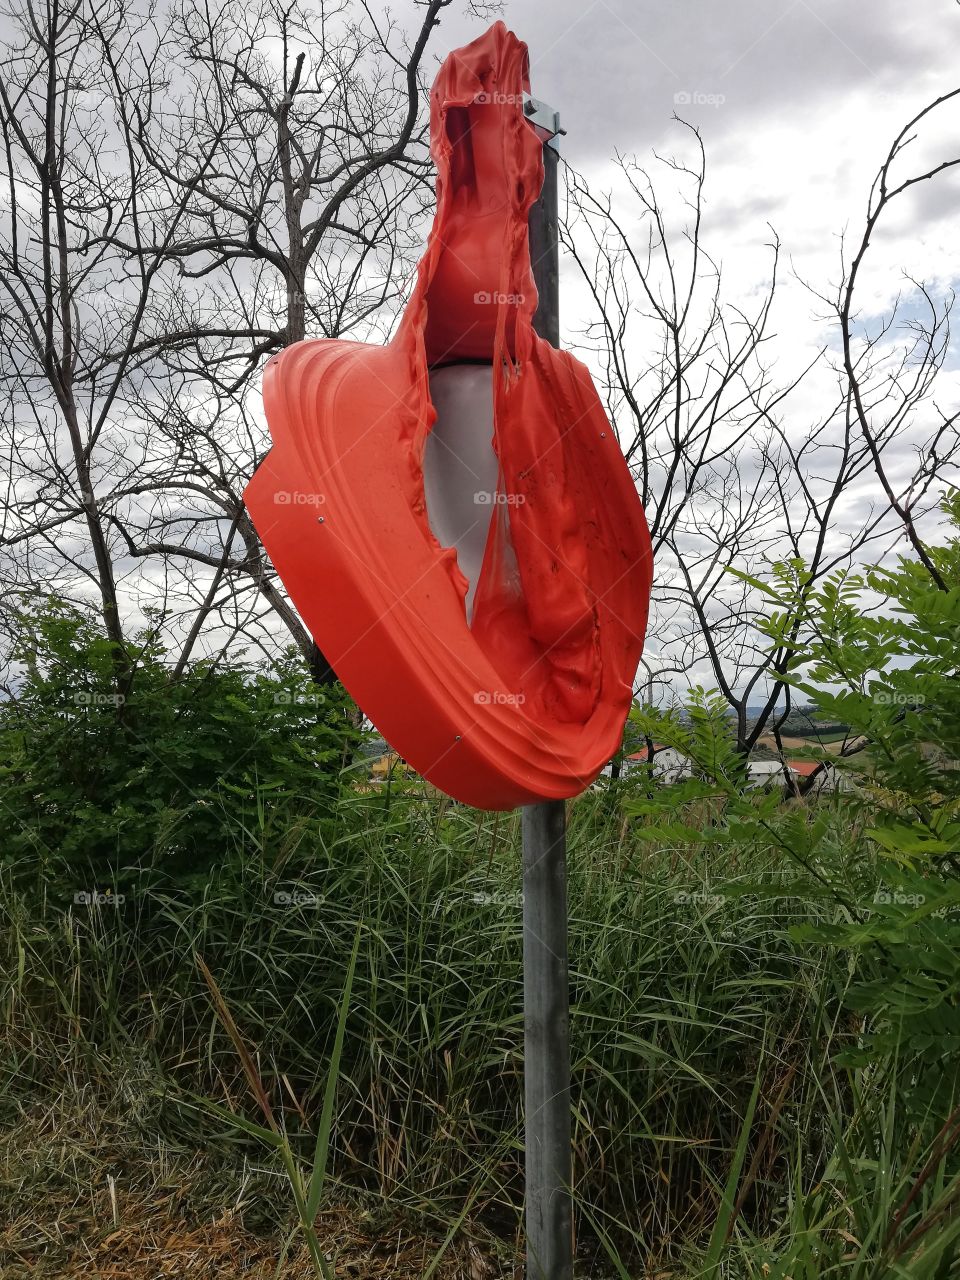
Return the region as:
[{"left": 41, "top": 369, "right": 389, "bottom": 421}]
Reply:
[
  {"left": 787, "top": 760, "right": 823, "bottom": 777},
  {"left": 626, "top": 743, "right": 670, "bottom": 759}
]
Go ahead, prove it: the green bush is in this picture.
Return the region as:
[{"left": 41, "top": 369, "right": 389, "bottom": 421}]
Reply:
[
  {"left": 761, "top": 494, "right": 960, "bottom": 1095},
  {"left": 626, "top": 494, "right": 960, "bottom": 1274},
  {"left": 4, "top": 498, "right": 960, "bottom": 1274},
  {"left": 0, "top": 600, "right": 358, "bottom": 886},
  {"left": 0, "top": 787, "right": 841, "bottom": 1269}
]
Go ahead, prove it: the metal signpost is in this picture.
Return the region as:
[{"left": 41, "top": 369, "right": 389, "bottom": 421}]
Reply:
[{"left": 522, "top": 98, "right": 573, "bottom": 1280}]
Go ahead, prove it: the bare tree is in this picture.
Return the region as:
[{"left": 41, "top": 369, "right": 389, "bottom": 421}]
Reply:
[
  {"left": 562, "top": 109, "right": 960, "bottom": 760},
  {"left": 0, "top": 0, "right": 464, "bottom": 685},
  {"left": 833, "top": 88, "right": 960, "bottom": 591}
]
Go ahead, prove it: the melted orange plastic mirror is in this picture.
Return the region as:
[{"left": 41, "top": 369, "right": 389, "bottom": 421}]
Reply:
[{"left": 243, "top": 21, "right": 653, "bottom": 809}]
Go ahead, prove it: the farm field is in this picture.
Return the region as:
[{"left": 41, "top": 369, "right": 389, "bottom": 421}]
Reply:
[{"left": 755, "top": 733, "right": 852, "bottom": 755}]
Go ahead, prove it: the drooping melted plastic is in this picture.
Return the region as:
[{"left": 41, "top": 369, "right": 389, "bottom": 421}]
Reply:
[{"left": 243, "top": 21, "right": 653, "bottom": 808}]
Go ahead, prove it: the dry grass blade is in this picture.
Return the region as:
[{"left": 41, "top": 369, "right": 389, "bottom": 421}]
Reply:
[{"left": 195, "top": 951, "right": 278, "bottom": 1135}]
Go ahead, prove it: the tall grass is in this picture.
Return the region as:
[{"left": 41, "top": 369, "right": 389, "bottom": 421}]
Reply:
[{"left": 1, "top": 780, "right": 954, "bottom": 1274}]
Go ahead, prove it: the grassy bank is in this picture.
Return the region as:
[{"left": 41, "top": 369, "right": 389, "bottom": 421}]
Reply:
[{"left": 4, "top": 777, "right": 951, "bottom": 1277}]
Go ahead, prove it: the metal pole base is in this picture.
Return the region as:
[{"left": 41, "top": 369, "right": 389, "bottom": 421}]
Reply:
[{"left": 522, "top": 799, "right": 573, "bottom": 1280}]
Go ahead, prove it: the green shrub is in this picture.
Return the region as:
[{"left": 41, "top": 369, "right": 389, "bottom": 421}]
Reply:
[
  {"left": 0, "top": 600, "right": 358, "bottom": 886},
  {"left": 626, "top": 494, "right": 960, "bottom": 1273}
]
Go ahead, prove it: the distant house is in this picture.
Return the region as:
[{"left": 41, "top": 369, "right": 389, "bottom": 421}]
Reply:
[
  {"left": 746, "top": 759, "right": 833, "bottom": 790},
  {"left": 785, "top": 758, "right": 858, "bottom": 792},
  {"left": 745, "top": 759, "right": 788, "bottom": 787},
  {"left": 600, "top": 743, "right": 690, "bottom": 782},
  {"left": 624, "top": 744, "right": 692, "bottom": 783},
  {"left": 600, "top": 746, "right": 855, "bottom": 793},
  {"left": 747, "top": 758, "right": 853, "bottom": 792},
  {"left": 786, "top": 759, "right": 821, "bottom": 786}
]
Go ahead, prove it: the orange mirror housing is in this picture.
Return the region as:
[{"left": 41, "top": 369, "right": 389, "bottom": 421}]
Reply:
[{"left": 243, "top": 21, "right": 653, "bottom": 809}]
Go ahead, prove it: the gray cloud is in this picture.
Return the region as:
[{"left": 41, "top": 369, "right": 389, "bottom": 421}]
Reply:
[{"left": 437, "top": 0, "right": 950, "bottom": 164}]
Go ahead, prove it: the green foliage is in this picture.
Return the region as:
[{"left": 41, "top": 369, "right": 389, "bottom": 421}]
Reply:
[
  {"left": 612, "top": 496, "right": 960, "bottom": 1271},
  {"left": 628, "top": 499, "right": 960, "bottom": 1079},
  {"left": 5, "top": 505, "right": 960, "bottom": 1274},
  {"left": 752, "top": 500, "right": 960, "bottom": 1096},
  {"left": 1, "top": 785, "right": 841, "bottom": 1272},
  {"left": 194, "top": 924, "right": 363, "bottom": 1279},
  {"left": 0, "top": 600, "right": 358, "bottom": 885},
  {"left": 629, "top": 687, "right": 751, "bottom": 788}
]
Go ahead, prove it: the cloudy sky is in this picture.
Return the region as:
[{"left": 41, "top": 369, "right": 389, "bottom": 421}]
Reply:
[
  {"left": 4, "top": 0, "right": 955, "bottom": 702},
  {"left": 419, "top": 0, "right": 960, "bottom": 695},
  {"left": 429, "top": 0, "right": 960, "bottom": 372}
]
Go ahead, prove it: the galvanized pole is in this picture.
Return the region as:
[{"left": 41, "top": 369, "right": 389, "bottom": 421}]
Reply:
[{"left": 522, "top": 98, "right": 573, "bottom": 1280}]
